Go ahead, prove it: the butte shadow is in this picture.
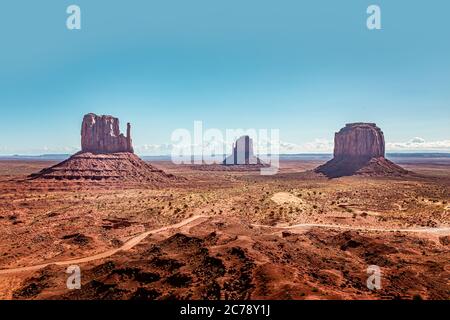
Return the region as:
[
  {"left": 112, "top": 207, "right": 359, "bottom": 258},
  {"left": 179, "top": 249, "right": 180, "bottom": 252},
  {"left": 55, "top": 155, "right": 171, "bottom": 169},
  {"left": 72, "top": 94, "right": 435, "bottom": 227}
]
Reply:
[
  {"left": 29, "top": 113, "right": 181, "bottom": 184},
  {"left": 315, "top": 123, "right": 408, "bottom": 178}
]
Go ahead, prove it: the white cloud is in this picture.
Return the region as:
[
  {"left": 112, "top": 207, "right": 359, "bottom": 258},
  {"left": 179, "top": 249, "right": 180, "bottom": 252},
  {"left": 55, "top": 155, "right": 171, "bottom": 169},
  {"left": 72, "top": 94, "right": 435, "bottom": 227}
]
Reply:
[
  {"left": 2, "top": 136, "right": 448, "bottom": 157},
  {"left": 302, "top": 138, "right": 334, "bottom": 152},
  {"left": 410, "top": 137, "right": 425, "bottom": 144},
  {"left": 133, "top": 138, "right": 335, "bottom": 155},
  {"left": 386, "top": 137, "right": 450, "bottom": 151},
  {"left": 271, "top": 139, "right": 334, "bottom": 154},
  {"left": 276, "top": 137, "right": 450, "bottom": 153},
  {"left": 134, "top": 144, "right": 173, "bottom": 154},
  {"left": 123, "top": 137, "right": 450, "bottom": 155},
  {"left": 0, "top": 146, "right": 79, "bottom": 155}
]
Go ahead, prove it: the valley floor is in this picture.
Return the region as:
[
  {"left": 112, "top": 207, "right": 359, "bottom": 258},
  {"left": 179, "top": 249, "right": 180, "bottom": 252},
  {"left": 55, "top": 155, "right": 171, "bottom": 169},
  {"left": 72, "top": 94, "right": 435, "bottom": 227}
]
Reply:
[{"left": 0, "top": 159, "right": 448, "bottom": 299}]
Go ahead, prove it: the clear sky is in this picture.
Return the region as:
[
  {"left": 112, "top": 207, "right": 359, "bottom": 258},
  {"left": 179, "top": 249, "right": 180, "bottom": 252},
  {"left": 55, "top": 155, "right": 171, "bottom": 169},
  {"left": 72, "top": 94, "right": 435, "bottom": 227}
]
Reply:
[{"left": 0, "top": 0, "right": 449, "bottom": 155}]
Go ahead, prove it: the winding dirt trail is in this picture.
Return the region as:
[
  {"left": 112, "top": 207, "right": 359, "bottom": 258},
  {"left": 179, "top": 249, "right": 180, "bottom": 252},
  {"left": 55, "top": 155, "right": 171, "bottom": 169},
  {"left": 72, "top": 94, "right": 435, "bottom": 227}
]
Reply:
[
  {"left": 253, "top": 222, "right": 450, "bottom": 235},
  {"left": 1, "top": 215, "right": 448, "bottom": 275},
  {"left": 0, "top": 215, "right": 209, "bottom": 275}
]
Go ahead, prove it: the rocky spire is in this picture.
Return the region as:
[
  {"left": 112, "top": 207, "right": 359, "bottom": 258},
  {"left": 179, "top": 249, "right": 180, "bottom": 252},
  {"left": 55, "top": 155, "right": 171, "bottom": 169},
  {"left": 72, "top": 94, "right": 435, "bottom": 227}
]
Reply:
[
  {"left": 81, "top": 113, "right": 134, "bottom": 153},
  {"left": 223, "top": 135, "right": 261, "bottom": 165}
]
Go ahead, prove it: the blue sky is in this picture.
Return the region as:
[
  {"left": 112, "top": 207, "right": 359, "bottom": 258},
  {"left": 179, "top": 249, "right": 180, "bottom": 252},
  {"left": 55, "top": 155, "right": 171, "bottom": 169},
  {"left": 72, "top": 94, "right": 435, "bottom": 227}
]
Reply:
[{"left": 0, "top": 0, "right": 449, "bottom": 155}]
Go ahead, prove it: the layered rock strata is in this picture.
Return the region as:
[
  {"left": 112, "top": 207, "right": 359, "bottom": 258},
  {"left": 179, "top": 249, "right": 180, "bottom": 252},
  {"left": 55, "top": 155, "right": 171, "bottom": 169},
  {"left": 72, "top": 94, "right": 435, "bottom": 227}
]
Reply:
[
  {"left": 30, "top": 114, "right": 179, "bottom": 183},
  {"left": 81, "top": 113, "right": 133, "bottom": 154}
]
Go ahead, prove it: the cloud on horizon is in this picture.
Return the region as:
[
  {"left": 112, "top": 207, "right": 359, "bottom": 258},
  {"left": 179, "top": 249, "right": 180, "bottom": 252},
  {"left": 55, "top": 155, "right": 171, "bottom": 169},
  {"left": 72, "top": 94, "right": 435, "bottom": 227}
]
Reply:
[
  {"left": 386, "top": 137, "right": 450, "bottom": 151},
  {"left": 131, "top": 137, "right": 450, "bottom": 155},
  {"left": 2, "top": 137, "right": 450, "bottom": 156}
]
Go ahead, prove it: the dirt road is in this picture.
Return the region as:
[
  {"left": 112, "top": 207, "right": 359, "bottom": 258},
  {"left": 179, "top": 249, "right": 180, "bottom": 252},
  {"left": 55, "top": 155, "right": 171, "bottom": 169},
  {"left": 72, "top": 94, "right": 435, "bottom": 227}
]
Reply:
[
  {"left": 0, "top": 215, "right": 208, "bottom": 275},
  {"left": 1, "top": 215, "right": 448, "bottom": 275}
]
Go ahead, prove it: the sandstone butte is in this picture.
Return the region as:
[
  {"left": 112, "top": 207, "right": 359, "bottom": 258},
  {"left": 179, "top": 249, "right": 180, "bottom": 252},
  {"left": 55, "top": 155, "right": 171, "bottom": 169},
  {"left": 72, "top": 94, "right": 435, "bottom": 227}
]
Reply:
[
  {"left": 315, "top": 123, "right": 408, "bottom": 178},
  {"left": 30, "top": 113, "right": 179, "bottom": 183},
  {"left": 81, "top": 113, "right": 133, "bottom": 154},
  {"left": 223, "top": 135, "right": 263, "bottom": 165}
]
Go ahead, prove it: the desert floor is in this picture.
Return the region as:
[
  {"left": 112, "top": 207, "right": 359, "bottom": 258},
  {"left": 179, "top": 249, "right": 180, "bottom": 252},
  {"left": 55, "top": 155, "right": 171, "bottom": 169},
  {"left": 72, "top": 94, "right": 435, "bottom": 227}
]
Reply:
[{"left": 0, "top": 159, "right": 448, "bottom": 300}]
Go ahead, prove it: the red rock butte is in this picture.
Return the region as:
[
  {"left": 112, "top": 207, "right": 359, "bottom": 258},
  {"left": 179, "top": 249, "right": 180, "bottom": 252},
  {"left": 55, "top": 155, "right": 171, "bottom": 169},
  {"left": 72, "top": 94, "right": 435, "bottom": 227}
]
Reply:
[
  {"left": 223, "top": 135, "right": 263, "bottom": 165},
  {"left": 81, "top": 113, "right": 134, "bottom": 154},
  {"left": 30, "top": 113, "right": 179, "bottom": 183},
  {"left": 315, "top": 123, "right": 408, "bottom": 178},
  {"left": 334, "top": 123, "right": 385, "bottom": 159}
]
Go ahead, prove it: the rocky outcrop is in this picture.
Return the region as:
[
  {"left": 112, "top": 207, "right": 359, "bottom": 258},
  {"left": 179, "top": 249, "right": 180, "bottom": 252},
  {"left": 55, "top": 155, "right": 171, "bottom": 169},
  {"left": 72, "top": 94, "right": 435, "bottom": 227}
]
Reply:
[
  {"left": 223, "top": 136, "right": 262, "bottom": 165},
  {"left": 30, "top": 113, "right": 181, "bottom": 183},
  {"left": 315, "top": 123, "right": 407, "bottom": 178},
  {"left": 334, "top": 123, "right": 385, "bottom": 159},
  {"left": 81, "top": 113, "right": 133, "bottom": 154}
]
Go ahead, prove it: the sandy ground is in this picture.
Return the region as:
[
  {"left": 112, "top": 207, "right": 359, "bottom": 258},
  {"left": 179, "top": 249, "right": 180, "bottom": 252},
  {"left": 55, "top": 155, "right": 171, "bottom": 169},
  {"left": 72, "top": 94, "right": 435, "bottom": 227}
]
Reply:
[{"left": 0, "top": 159, "right": 449, "bottom": 300}]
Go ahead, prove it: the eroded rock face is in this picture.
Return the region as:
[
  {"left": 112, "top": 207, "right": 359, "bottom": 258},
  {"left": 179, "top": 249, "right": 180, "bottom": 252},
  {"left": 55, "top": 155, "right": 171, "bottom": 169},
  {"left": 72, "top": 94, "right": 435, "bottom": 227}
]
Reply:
[
  {"left": 334, "top": 123, "right": 385, "bottom": 159},
  {"left": 81, "top": 113, "right": 133, "bottom": 154},
  {"left": 315, "top": 123, "right": 407, "bottom": 178},
  {"left": 29, "top": 113, "right": 182, "bottom": 183},
  {"left": 223, "top": 135, "right": 262, "bottom": 165}
]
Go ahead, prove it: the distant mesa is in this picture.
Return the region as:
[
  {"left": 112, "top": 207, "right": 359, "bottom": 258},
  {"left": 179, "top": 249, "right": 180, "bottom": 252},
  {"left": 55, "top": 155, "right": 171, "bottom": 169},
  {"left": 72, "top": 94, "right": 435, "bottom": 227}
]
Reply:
[
  {"left": 315, "top": 123, "right": 408, "bottom": 178},
  {"left": 223, "top": 135, "right": 263, "bottom": 165},
  {"left": 30, "top": 113, "right": 179, "bottom": 183},
  {"left": 189, "top": 135, "right": 267, "bottom": 171}
]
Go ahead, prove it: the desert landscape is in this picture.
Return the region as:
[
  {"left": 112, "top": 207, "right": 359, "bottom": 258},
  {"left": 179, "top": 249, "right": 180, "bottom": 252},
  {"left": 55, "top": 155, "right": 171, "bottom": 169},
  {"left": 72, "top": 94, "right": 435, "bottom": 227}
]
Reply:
[{"left": 0, "top": 116, "right": 448, "bottom": 300}]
